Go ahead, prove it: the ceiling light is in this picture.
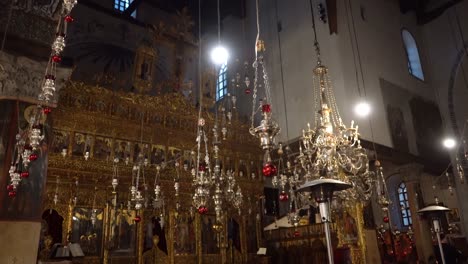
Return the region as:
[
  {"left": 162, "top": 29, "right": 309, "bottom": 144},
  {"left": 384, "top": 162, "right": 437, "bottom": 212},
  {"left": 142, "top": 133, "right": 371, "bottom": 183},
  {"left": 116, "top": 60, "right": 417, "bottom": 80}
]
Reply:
[
  {"left": 443, "top": 138, "right": 456, "bottom": 149},
  {"left": 211, "top": 45, "right": 229, "bottom": 65},
  {"left": 354, "top": 102, "right": 371, "bottom": 117}
]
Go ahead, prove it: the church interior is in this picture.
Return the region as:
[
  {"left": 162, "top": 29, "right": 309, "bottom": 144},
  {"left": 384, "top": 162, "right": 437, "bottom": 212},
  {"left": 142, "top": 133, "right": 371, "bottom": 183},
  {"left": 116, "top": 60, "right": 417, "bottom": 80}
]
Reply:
[{"left": 1, "top": 0, "right": 468, "bottom": 263}]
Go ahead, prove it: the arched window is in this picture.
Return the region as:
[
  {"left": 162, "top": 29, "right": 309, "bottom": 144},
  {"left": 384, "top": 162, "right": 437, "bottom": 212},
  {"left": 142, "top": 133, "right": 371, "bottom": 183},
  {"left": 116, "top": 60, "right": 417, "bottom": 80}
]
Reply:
[
  {"left": 402, "top": 29, "right": 424, "bottom": 81},
  {"left": 114, "top": 0, "right": 130, "bottom": 11},
  {"left": 216, "top": 63, "right": 228, "bottom": 101},
  {"left": 398, "top": 182, "right": 412, "bottom": 227},
  {"left": 114, "top": 0, "right": 136, "bottom": 18}
]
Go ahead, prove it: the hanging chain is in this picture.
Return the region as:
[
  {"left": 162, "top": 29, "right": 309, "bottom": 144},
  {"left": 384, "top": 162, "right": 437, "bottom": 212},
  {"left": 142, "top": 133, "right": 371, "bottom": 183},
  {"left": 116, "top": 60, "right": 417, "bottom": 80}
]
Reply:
[{"left": 250, "top": 59, "right": 259, "bottom": 129}]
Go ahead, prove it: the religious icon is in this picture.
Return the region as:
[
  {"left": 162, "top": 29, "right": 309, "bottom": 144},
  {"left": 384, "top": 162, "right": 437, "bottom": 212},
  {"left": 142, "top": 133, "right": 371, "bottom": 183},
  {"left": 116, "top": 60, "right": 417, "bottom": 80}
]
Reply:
[
  {"left": 140, "top": 57, "right": 152, "bottom": 81},
  {"left": 167, "top": 147, "right": 181, "bottom": 162},
  {"left": 201, "top": 215, "right": 219, "bottom": 254},
  {"left": 387, "top": 105, "right": 409, "bottom": 152},
  {"left": 109, "top": 209, "right": 136, "bottom": 256},
  {"left": 52, "top": 130, "right": 69, "bottom": 153},
  {"left": 174, "top": 214, "right": 195, "bottom": 254},
  {"left": 448, "top": 208, "right": 461, "bottom": 223},
  {"left": 71, "top": 207, "right": 104, "bottom": 256},
  {"left": 94, "top": 136, "right": 112, "bottom": 160},
  {"left": 133, "top": 45, "right": 156, "bottom": 93},
  {"left": 150, "top": 145, "right": 166, "bottom": 164},
  {"left": 343, "top": 212, "right": 358, "bottom": 243},
  {"left": 72, "top": 133, "right": 86, "bottom": 156}
]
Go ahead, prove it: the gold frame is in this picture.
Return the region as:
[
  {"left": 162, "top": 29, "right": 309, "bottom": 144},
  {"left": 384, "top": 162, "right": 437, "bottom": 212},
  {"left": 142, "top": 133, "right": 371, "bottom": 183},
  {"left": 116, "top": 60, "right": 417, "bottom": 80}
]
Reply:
[{"left": 336, "top": 203, "right": 366, "bottom": 263}]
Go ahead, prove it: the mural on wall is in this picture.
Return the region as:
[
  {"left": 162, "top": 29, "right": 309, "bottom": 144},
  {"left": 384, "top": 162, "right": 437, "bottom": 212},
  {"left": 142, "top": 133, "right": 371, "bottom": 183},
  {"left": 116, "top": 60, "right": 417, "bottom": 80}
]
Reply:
[
  {"left": 64, "top": 4, "right": 197, "bottom": 97},
  {"left": 0, "top": 0, "right": 63, "bottom": 46},
  {"left": 0, "top": 53, "right": 71, "bottom": 102},
  {"left": 12, "top": 0, "right": 62, "bottom": 17},
  {"left": 386, "top": 105, "right": 409, "bottom": 153},
  {"left": 409, "top": 97, "right": 448, "bottom": 163}
]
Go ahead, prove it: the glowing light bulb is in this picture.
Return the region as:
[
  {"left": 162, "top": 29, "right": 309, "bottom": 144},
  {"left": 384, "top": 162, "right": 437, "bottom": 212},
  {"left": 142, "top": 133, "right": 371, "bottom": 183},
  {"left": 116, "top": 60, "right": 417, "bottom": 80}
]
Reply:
[
  {"left": 443, "top": 138, "right": 456, "bottom": 149},
  {"left": 211, "top": 45, "right": 229, "bottom": 65},
  {"left": 354, "top": 102, "right": 371, "bottom": 117}
]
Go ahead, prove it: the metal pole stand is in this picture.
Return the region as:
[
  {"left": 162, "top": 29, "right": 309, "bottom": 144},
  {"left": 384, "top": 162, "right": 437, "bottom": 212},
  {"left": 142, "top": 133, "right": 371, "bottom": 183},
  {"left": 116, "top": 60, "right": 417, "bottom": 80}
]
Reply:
[{"left": 319, "top": 201, "right": 334, "bottom": 264}]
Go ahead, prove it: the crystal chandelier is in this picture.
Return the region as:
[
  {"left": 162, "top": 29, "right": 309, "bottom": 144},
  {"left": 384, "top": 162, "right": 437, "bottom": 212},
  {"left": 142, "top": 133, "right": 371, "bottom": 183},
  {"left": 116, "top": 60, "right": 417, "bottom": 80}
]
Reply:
[
  {"left": 7, "top": 0, "right": 77, "bottom": 197},
  {"left": 192, "top": 116, "right": 243, "bottom": 222},
  {"left": 295, "top": 57, "right": 372, "bottom": 203},
  {"left": 191, "top": 0, "right": 243, "bottom": 222}
]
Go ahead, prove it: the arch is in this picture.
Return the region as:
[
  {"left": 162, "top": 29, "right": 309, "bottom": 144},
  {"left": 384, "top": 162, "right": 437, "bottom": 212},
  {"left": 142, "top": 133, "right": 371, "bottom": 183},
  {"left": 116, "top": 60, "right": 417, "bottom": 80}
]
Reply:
[
  {"left": 402, "top": 29, "right": 425, "bottom": 80},
  {"left": 216, "top": 63, "right": 228, "bottom": 101},
  {"left": 41, "top": 209, "right": 64, "bottom": 245}
]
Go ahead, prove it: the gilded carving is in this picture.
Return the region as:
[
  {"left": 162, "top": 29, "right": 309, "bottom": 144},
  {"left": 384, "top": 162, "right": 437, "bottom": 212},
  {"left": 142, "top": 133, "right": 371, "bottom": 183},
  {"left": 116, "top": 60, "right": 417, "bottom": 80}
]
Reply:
[{"left": 44, "top": 81, "right": 264, "bottom": 264}]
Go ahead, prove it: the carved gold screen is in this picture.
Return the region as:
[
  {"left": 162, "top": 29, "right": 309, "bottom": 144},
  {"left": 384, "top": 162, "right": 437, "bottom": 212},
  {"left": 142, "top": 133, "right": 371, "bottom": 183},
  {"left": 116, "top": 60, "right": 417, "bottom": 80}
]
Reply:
[{"left": 39, "top": 82, "right": 264, "bottom": 264}]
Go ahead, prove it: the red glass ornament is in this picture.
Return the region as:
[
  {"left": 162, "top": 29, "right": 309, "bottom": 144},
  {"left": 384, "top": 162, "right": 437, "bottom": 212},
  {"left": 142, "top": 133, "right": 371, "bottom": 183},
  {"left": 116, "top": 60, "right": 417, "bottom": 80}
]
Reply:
[
  {"left": 199, "top": 164, "right": 206, "bottom": 172},
  {"left": 270, "top": 164, "right": 277, "bottom": 175},
  {"left": 64, "top": 15, "right": 74, "bottom": 23},
  {"left": 198, "top": 206, "right": 208, "bottom": 214},
  {"left": 262, "top": 163, "right": 277, "bottom": 177},
  {"left": 262, "top": 104, "right": 271, "bottom": 113},
  {"left": 29, "top": 153, "right": 38, "bottom": 161},
  {"left": 294, "top": 231, "right": 300, "bottom": 237},
  {"left": 43, "top": 107, "right": 52, "bottom": 115},
  {"left": 279, "top": 191, "right": 289, "bottom": 202},
  {"left": 52, "top": 55, "right": 61, "bottom": 63},
  {"left": 383, "top": 216, "right": 389, "bottom": 223},
  {"left": 134, "top": 216, "right": 141, "bottom": 223},
  {"left": 244, "top": 88, "right": 251, "bottom": 95},
  {"left": 262, "top": 164, "right": 271, "bottom": 177},
  {"left": 8, "top": 191, "right": 16, "bottom": 198},
  {"left": 45, "top": 74, "right": 56, "bottom": 80},
  {"left": 20, "top": 171, "right": 29, "bottom": 178},
  {"left": 6, "top": 185, "right": 14, "bottom": 191}
]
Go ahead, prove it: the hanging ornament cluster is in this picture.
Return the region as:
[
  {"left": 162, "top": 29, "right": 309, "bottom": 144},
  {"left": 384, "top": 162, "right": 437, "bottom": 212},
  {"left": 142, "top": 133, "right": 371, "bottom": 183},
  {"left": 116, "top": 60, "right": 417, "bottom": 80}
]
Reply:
[
  {"left": 249, "top": 39, "right": 280, "bottom": 169},
  {"left": 192, "top": 118, "right": 213, "bottom": 214},
  {"left": 7, "top": 0, "right": 77, "bottom": 198}
]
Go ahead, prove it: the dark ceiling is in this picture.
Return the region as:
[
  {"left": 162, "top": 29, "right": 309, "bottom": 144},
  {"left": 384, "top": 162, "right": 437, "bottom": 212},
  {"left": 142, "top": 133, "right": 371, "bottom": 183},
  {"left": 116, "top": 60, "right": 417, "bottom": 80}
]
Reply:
[
  {"left": 138, "top": 0, "right": 245, "bottom": 34},
  {"left": 399, "top": 0, "right": 465, "bottom": 24}
]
